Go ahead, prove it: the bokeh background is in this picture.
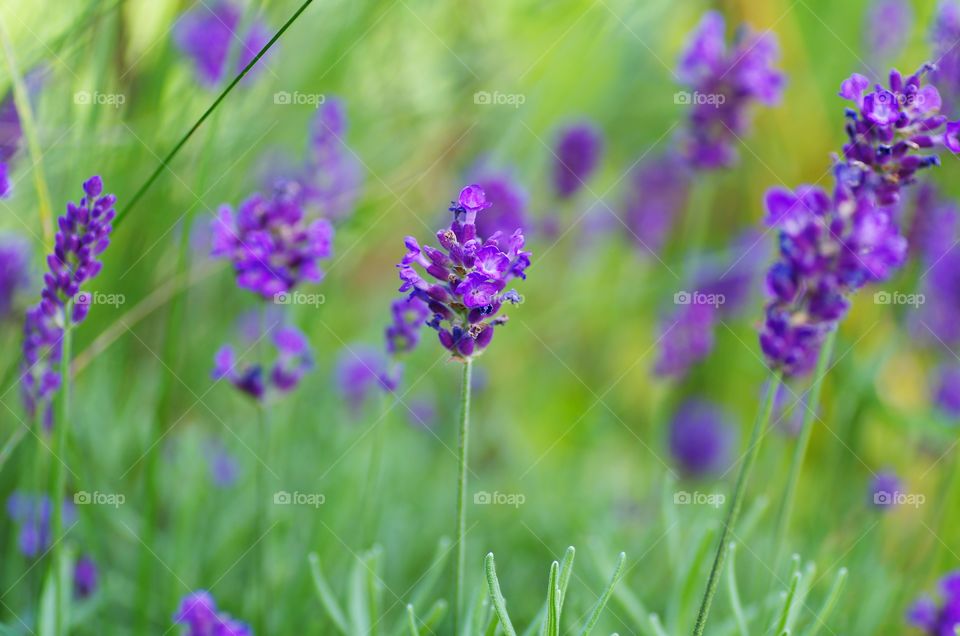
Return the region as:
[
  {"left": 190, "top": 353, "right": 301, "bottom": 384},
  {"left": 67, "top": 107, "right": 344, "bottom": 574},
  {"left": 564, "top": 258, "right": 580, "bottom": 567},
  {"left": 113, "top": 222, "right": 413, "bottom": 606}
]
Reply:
[{"left": 0, "top": 0, "right": 958, "bottom": 634}]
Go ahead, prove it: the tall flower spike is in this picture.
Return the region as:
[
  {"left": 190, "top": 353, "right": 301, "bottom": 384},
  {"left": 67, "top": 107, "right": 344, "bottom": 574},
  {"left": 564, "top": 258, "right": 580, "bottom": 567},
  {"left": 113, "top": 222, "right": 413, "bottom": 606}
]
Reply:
[
  {"left": 211, "top": 183, "right": 334, "bottom": 300},
  {"left": 677, "top": 11, "right": 785, "bottom": 168},
  {"left": 173, "top": 0, "right": 269, "bottom": 87},
  {"left": 21, "top": 176, "right": 115, "bottom": 425},
  {"left": 552, "top": 122, "right": 603, "bottom": 199},
  {"left": 396, "top": 185, "right": 531, "bottom": 360}
]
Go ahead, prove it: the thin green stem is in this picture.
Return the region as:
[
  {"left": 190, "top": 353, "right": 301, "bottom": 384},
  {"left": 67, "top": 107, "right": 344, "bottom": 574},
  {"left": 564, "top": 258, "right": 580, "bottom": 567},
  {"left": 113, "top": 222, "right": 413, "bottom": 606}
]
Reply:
[
  {"left": 771, "top": 329, "right": 837, "bottom": 571},
  {"left": 51, "top": 310, "right": 73, "bottom": 636},
  {"left": 113, "top": 0, "right": 315, "bottom": 230},
  {"left": 691, "top": 373, "right": 782, "bottom": 636},
  {"left": 453, "top": 358, "right": 473, "bottom": 635},
  {"left": 255, "top": 305, "right": 270, "bottom": 635}
]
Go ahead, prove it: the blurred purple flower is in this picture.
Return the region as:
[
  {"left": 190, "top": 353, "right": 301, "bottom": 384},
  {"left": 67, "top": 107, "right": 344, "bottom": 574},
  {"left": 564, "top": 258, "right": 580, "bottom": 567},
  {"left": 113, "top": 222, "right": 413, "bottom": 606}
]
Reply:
[
  {"left": 299, "top": 98, "right": 363, "bottom": 221},
  {"left": 0, "top": 89, "right": 23, "bottom": 165},
  {"left": 668, "top": 399, "right": 736, "bottom": 476},
  {"left": 654, "top": 302, "right": 716, "bottom": 378},
  {"left": 907, "top": 572, "right": 960, "bottom": 635},
  {"left": 0, "top": 235, "right": 30, "bottom": 318},
  {"left": 935, "top": 365, "right": 960, "bottom": 417},
  {"left": 865, "top": 0, "right": 912, "bottom": 63},
  {"left": 677, "top": 11, "right": 785, "bottom": 168},
  {"left": 206, "top": 440, "right": 240, "bottom": 487},
  {"left": 914, "top": 249, "right": 960, "bottom": 345},
  {"left": 74, "top": 554, "right": 98, "bottom": 599},
  {"left": 397, "top": 185, "right": 531, "bottom": 359},
  {"left": 470, "top": 169, "right": 530, "bottom": 240},
  {"left": 869, "top": 470, "right": 903, "bottom": 508},
  {"left": 6, "top": 493, "right": 75, "bottom": 558},
  {"left": 620, "top": 153, "right": 690, "bottom": 256},
  {"left": 174, "top": 1, "right": 269, "bottom": 87},
  {"left": 407, "top": 396, "right": 437, "bottom": 429},
  {"left": 174, "top": 590, "right": 251, "bottom": 636},
  {"left": 552, "top": 122, "right": 603, "bottom": 199},
  {"left": 336, "top": 345, "right": 399, "bottom": 413},
  {"left": 21, "top": 176, "right": 116, "bottom": 426},
  {"left": 213, "top": 324, "right": 313, "bottom": 401},
  {"left": 768, "top": 381, "right": 806, "bottom": 437},
  {"left": 211, "top": 183, "right": 334, "bottom": 299},
  {"left": 385, "top": 296, "right": 429, "bottom": 355},
  {"left": 932, "top": 1, "right": 960, "bottom": 111},
  {"left": 908, "top": 184, "right": 958, "bottom": 265}
]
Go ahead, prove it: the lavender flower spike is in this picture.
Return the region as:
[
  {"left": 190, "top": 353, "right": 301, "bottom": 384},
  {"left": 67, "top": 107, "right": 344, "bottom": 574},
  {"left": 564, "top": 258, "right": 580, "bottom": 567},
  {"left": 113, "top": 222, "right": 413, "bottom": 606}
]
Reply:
[
  {"left": 552, "top": 122, "right": 603, "bottom": 199},
  {"left": 174, "top": 1, "right": 270, "bottom": 87},
  {"left": 397, "top": 185, "right": 531, "bottom": 360},
  {"left": 21, "top": 176, "right": 115, "bottom": 424},
  {"left": 174, "top": 590, "right": 251, "bottom": 636},
  {"left": 677, "top": 11, "right": 785, "bottom": 168}
]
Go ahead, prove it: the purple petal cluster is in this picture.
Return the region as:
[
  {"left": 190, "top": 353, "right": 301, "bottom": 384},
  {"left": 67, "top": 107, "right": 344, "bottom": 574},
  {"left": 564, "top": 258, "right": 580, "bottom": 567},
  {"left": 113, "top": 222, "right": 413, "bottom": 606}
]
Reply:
[
  {"left": 336, "top": 346, "right": 399, "bottom": 413},
  {"left": 174, "top": 1, "right": 269, "bottom": 87},
  {"left": 6, "top": 493, "right": 75, "bottom": 558},
  {"left": 932, "top": 1, "right": 960, "bottom": 111},
  {"left": 865, "top": 0, "right": 912, "bottom": 63},
  {"left": 869, "top": 470, "right": 903, "bottom": 508},
  {"left": 212, "top": 324, "right": 313, "bottom": 400},
  {"left": 668, "top": 399, "right": 735, "bottom": 477},
  {"left": 837, "top": 66, "right": 960, "bottom": 206},
  {"left": 385, "top": 296, "right": 429, "bottom": 355},
  {"left": 621, "top": 153, "right": 690, "bottom": 256},
  {"left": 21, "top": 177, "right": 115, "bottom": 424},
  {"left": 0, "top": 235, "right": 30, "bottom": 318},
  {"left": 908, "top": 572, "right": 960, "bottom": 635},
  {"left": 74, "top": 554, "right": 98, "bottom": 599},
  {"left": 552, "top": 123, "right": 603, "bottom": 199},
  {"left": 677, "top": 11, "right": 785, "bottom": 168},
  {"left": 396, "top": 185, "right": 531, "bottom": 360},
  {"left": 298, "top": 98, "right": 363, "bottom": 221},
  {"left": 211, "top": 184, "right": 334, "bottom": 299},
  {"left": 174, "top": 591, "right": 251, "bottom": 636}
]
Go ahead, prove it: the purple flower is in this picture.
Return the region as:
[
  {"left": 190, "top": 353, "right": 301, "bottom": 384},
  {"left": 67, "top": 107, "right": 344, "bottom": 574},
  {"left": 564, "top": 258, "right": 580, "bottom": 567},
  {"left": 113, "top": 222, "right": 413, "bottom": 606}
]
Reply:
[
  {"left": 470, "top": 169, "right": 530, "bottom": 240},
  {"left": 385, "top": 296, "right": 429, "bottom": 355},
  {"left": 914, "top": 249, "right": 960, "bottom": 345},
  {"left": 74, "top": 555, "right": 98, "bottom": 599},
  {"left": 869, "top": 470, "right": 903, "bottom": 508},
  {"left": 396, "top": 185, "right": 531, "bottom": 360},
  {"left": 206, "top": 440, "right": 240, "bottom": 487},
  {"left": 552, "top": 122, "right": 603, "bottom": 199},
  {"left": 935, "top": 365, "right": 960, "bottom": 417},
  {"left": 620, "top": 153, "right": 690, "bottom": 256},
  {"left": 0, "top": 235, "right": 30, "bottom": 318},
  {"left": 932, "top": 1, "right": 960, "bottom": 112},
  {"left": 654, "top": 302, "right": 716, "bottom": 378},
  {"left": 668, "top": 399, "right": 736, "bottom": 476},
  {"left": 908, "top": 184, "right": 958, "bottom": 265},
  {"left": 174, "top": 1, "right": 269, "bottom": 87},
  {"left": 0, "top": 162, "right": 9, "bottom": 199},
  {"left": 336, "top": 345, "right": 399, "bottom": 413},
  {"left": 865, "top": 0, "right": 912, "bottom": 63},
  {"left": 6, "top": 493, "right": 75, "bottom": 558},
  {"left": 0, "top": 88, "right": 23, "bottom": 166},
  {"left": 838, "top": 65, "right": 959, "bottom": 206},
  {"left": 907, "top": 572, "right": 960, "bottom": 635},
  {"left": 213, "top": 323, "right": 313, "bottom": 400},
  {"left": 211, "top": 184, "right": 334, "bottom": 299},
  {"left": 174, "top": 590, "right": 251, "bottom": 636},
  {"left": 298, "top": 97, "right": 363, "bottom": 221},
  {"left": 677, "top": 11, "right": 785, "bottom": 168},
  {"left": 21, "top": 177, "right": 115, "bottom": 425}
]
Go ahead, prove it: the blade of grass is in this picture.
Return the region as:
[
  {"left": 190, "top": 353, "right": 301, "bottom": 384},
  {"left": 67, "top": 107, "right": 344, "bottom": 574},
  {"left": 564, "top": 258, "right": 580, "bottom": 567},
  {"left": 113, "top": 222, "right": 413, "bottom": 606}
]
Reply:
[
  {"left": 806, "top": 568, "right": 846, "bottom": 636},
  {"left": 485, "top": 553, "right": 517, "bottom": 636},
  {"left": 405, "top": 605, "right": 418, "bottom": 636},
  {"left": 545, "top": 561, "right": 560, "bottom": 636},
  {"left": 308, "top": 552, "right": 349, "bottom": 635},
  {"left": 410, "top": 536, "right": 453, "bottom": 610},
  {"left": 579, "top": 551, "right": 626, "bottom": 636},
  {"left": 726, "top": 543, "right": 748, "bottom": 636}
]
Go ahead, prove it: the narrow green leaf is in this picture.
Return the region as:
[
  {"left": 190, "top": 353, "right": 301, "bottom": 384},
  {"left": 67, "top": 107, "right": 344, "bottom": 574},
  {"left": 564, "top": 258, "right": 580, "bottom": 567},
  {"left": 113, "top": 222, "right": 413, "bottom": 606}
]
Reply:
[
  {"left": 419, "top": 599, "right": 448, "bottom": 633},
  {"left": 406, "top": 605, "right": 418, "bottom": 636},
  {"left": 485, "top": 553, "right": 518, "bottom": 636},
  {"left": 545, "top": 561, "right": 561, "bottom": 636},
  {"left": 367, "top": 547, "right": 384, "bottom": 636},
  {"left": 558, "top": 546, "right": 576, "bottom": 608},
  {"left": 678, "top": 526, "right": 717, "bottom": 631},
  {"left": 649, "top": 613, "right": 670, "bottom": 636},
  {"left": 807, "top": 568, "right": 847, "bottom": 636},
  {"left": 411, "top": 536, "right": 453, "bottom": 609},
  {"left": 774, "top": 571, "right": 801, "bottom": 635},
  {"left": 308, "top": 553, "right": 349, "bottom": 635},
  {"left": 579, "top": 552, "right": 626, "bottom": 636},
  {"left": 726, "top": 543, "right": 749, "bottom": 636}
]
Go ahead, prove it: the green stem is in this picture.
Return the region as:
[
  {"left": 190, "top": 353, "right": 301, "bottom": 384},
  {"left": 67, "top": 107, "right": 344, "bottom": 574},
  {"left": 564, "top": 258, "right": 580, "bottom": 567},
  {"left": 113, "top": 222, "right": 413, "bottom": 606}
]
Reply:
[
  {"left": 113, "top": 0, "right": 315, "bottom": 230},
  {"left": 255, "top": 305, "right": 270, "bottom": 635},
  {"left": 51, "top": 310, "right": 73, "bottom": 636},
  {"left": 691, "top": 373, "right": 782, "bottom": 636},
  {"left": 453, "top": 358, "right": 473, "bottom": 635},
  {"left": 771, "top": 329, "right": 837, "bottom": 572}
]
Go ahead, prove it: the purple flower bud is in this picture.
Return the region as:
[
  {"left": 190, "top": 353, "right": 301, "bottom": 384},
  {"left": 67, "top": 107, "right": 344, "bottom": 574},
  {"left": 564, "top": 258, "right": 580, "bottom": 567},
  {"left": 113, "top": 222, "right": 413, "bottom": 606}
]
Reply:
[
  {"left": 552, "top": 122, "right": 603, "bottom": 199},
  {"left": 668, "top": 399, "right": 735, "bottom": 476}
]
